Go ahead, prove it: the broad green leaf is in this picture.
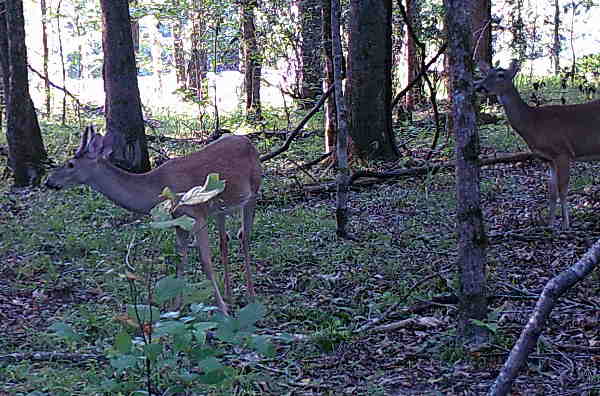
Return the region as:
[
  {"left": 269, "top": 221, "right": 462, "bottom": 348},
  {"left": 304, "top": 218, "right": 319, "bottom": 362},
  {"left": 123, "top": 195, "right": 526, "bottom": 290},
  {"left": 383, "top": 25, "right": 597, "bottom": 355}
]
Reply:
[
  {"left": 250, "top": 335, "right": 275, "bottom": 357},
  {"left": 174, "top": 173, "right": 226, "bottom": 209},
  {"left": 114, "top": 331, "right": 133, "bottom": 354},
  {"left": 126, "top": 304, "right": 161, "bottom": 324},
  {"left": 238, "top": 303, "right": 266, "bottom": 328},
  {"left": 153, "top": 320, "right": 187, "bottom": 338},
  {"left": 110, "top": 355, "right": 139, "bottom": 371},
  {"left": 197, "top": 356, "right": 223, "bottom": 372},
  {"left": 48, "top": 322, "right": 81, "bottom": 341},
  {"left": 154, "top": 276, "right": 188, "bottom": 304},
  {"left": 149, "top": 215, "right": 195, "bottom": 232},
  {"left": 143, "top": 343, "right": 163, "bottom": 362}
]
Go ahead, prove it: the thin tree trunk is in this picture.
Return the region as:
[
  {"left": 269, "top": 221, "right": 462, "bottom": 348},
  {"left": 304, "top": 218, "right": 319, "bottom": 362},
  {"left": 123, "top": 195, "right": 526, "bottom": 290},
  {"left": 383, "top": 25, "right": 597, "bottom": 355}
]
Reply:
[
  {"left": 241, "top": 0, "right": 261, "bottom": 121},
  {"left": 41, "top": 0, "right": 51, "bottom": 117},
  {"left": 331, "top": 0, "right": 350, "bottom": 238},
  {"left": 445, "top": 0, "right": 488, "bottom": 343},
  {"left": 56, "top": 0, "right": 67, "bottom": 124},
  {"left": 298, "top": 0, "right": 323, "bottom": 109},
  {"left": 553, "top": 0, "right": 560, "bottom": 75},
  {"left": 322, "top": 0, "right": 337, "bottom": 156},
  {"left": 172, "top": 1, "right": 187, "bottom": 90}
]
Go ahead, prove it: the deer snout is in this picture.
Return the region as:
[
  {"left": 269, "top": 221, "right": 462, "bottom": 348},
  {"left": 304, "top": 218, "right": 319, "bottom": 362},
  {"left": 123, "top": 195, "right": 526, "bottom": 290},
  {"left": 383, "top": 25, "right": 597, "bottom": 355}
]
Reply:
[
  {"left": 44, "top": 178, "right": 63, "bottom": 190},
  {"left": 474, "top": 81, "right": 487, "bottom": 93}
]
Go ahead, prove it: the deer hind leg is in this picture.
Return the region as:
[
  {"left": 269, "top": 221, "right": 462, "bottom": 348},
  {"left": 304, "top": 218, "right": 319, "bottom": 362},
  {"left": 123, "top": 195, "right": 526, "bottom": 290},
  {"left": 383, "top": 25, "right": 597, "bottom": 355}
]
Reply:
[
  {"left": 215, "top": 213, "right": 231, "bottom": 303},
  {"left": 238, "top": 197, "right": 257, "bottom": 298},
  {"left": 548, "top": 164, "right": 559, "bottom": 227},
  {"left": 555, "top": 156, "right": 571, "bottom": 230},
  {"left": 174, "top": 227, "right": 190, "bottom": 278},
  {"left": 193, "top": 215, "right": 229, "bottom": 315}
]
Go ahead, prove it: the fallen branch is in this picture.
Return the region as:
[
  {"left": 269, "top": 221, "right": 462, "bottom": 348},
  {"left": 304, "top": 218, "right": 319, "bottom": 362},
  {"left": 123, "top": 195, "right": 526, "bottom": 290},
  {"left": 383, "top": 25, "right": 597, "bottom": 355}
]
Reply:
[
  {"left": 304, "top": 151, "right": 539, "bottom": 193},
  {"left": 0, "top": 352, "right": 108, "bottom": 364},
  {"left": 27, "top": 65, "right": 83, "bottom": 107},
  {"left": 260, "top": 86, "right": 334, "bottom": 163},
  {"left": 489, "top": 238, "right": 600, "bottom": 396}
]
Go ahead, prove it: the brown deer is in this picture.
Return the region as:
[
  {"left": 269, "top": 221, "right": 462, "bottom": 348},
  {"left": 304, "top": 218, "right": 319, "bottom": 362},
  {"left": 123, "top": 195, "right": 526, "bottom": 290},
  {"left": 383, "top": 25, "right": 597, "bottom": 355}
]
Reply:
[
  {"left": 475, "top": 60, "right": 600, "bottom": 230},
  {"left": 46, "top": 126, "right": 262, "bottom": 315}
]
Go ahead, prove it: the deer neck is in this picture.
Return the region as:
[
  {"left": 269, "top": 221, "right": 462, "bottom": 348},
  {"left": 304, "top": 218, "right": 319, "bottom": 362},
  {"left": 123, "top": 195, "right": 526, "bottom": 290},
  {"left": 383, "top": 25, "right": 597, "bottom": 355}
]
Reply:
[
  {"left": 87, "top": 160, "right": 165, "bottom": 214},
  {"left": 497, "top": 86, "right": 535, "bottom": 141}
]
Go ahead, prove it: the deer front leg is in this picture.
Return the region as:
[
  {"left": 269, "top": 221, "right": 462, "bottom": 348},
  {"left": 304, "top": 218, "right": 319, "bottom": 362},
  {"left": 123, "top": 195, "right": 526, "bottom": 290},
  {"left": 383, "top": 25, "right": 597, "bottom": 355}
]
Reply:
[
  {"left": 548, "top": 158, "right": 571, "bottom": 230},
  {"left": 215, "top": 214, "right": 231, "bottom": 303},
  {"left": 193, "top": 216, "right": 229, "bottom": 316},
  {"left": 239, "top": 199, "right": 257, "bottom": 298},
  {"left": 174, "top": 227, "right": 190, "bottom": 278},
  {"left": 555, "top": 156, "right": 571, "bottom": 230}
]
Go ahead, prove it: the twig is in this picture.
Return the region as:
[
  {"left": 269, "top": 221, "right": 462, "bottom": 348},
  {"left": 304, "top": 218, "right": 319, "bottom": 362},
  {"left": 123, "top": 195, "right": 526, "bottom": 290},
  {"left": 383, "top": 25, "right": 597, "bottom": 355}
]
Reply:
[{"left": 260, "top": 86, "right": 334, "bottom": 163}]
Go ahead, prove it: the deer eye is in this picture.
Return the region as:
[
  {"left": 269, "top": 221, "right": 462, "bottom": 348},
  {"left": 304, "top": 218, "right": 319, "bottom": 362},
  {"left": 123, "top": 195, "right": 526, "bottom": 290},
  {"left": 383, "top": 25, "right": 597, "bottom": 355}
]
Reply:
[{"left": 67, "top": 162, "right": 75, "bottom": 169}]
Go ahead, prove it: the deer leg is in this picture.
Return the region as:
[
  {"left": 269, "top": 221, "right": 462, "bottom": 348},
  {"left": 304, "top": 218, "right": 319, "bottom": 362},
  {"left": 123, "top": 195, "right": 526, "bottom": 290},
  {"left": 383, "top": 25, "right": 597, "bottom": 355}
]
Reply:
[
  {"left": 193, "top": 216, "right": 229, "bottom": 316},
  {"left": 174, "top": 227, "right": 191, "bottom": 278},
  {"left": 548, "top": 164, "right": 559, "bottom": 227},
  {"left": 239, "top": 198, "right": 257, "bottom": 298},
  {"left": 555, "top": 156, "right": 571, "bottom": 230},
  {"left": 215, "top": 214, "right": 231, "bottom": 303}
]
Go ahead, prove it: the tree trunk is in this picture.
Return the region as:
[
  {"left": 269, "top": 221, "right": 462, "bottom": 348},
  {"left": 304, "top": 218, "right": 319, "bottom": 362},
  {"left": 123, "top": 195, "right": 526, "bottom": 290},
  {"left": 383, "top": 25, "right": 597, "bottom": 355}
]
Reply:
[
  {"left": 241, "top": 0, "right": 261, "bottom": 121},
  {"left": 321, "top": 0, "right": 337, "bottom": 155},
  {"left": 3, "top": 0, "right": 48, "bottom": 187},
  {"left": 40, "top": 0, "right": 51, "bottom": 117},
  {"left": 100, "top": 0, "right": 150, "bottom": 173},
  {"left": 471, "top": 0, "right": 492, "bottom": 65},
  {"left": 172, "top": 3, "right": 187, "bottom": 90},
  {"left": 332, "top": 0, "right": 351, "bottom": 239},
  {"left": 552, "top": 0, "right": 560, "bottom": 75},
  {"left": 0, "top": 6, "right": 8, "bottom": 128},
  {"left": 445, "top": 0, "right": 488, "bottom": 344},
  {"left": 348, "top": 0, "right": 398, "bottom": 160},
  {"left": 298, "top": 0, "right": 323, "bottom": 109},
  {"left": 403, "top": 0, "right": 422, "bottom": 111},
  {"left": 188, "top": 0, "right": 208, "bottom": 105},
  {"left": 56, "top": 0, "right": 67, "bottom": 124}
]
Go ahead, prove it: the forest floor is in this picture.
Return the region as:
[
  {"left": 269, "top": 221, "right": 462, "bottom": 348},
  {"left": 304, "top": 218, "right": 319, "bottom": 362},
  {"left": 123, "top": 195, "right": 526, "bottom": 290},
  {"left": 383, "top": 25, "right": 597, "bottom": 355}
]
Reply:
[{"left": 1, "top": 115, "right": 600, "bottom": 395}]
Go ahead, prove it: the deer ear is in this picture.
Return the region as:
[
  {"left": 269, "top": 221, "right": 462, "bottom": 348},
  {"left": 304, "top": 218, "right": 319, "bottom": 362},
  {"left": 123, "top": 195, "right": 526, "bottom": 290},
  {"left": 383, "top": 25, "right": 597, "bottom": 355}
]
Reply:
[
  {"left": 100, "top": 133, "right": 114, "bottom": 159},
  {"left": 507, "top": 59, "right": 520, "bottom": 78},
  {"left": 87, "top": 133, "right": 104, "bottom": 159},
  {"left": 478, "top": 61, "right": 491, "bottom": 73},
  {"left": 75, "top": 126, "right": 93, "bottom": 157}
]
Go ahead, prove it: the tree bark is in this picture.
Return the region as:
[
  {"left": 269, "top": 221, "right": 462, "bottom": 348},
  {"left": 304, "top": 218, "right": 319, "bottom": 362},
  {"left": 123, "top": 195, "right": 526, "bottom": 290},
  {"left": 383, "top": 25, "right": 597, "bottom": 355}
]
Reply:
[
  {"left": 241, "top": 0, "right": 262, "bottom": 121},
  {"left": 490, "top": 239, "right": 600, "bottom": 396},
  {"left": 471, "top": 0, "right": 492, "bottom": 65},
  {"left": 40, "top": 0, "right": 51, "bottom": 117},
  {"left": 332, "top": 0, "right": 351, "bottom": 238},
  {"left": 552, "top": 0, "right": 560, "bottom": 75},
  {"left": 56, "top": 0, "right": 67, "bottom": 124},
  {"left": 172, "top": 0, "right": 187, "bottom": 90},
  {"left": 100, "top": 0, "right": 150, "bottom": 173},
  {"left": 403, "top": 0, "right": 422, "bottom": 111},
  {"left": 298, "top": 0, "right": 323, "bottom": 109},
  {"left": 321, "top": 0, "right": 337, "bottom": 156},
  {"left": 445, "top": 0, "right": 488, "bottom": 344},
  {"left": 3, "top": 0, "right": 48, "bottom": 187},
  {"left": 348, "top": 0, "right": 398, "bottom": 161}
]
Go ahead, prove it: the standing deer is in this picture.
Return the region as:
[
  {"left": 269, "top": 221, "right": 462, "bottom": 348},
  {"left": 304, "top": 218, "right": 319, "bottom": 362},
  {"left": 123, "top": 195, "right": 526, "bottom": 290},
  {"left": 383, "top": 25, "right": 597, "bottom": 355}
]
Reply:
[
  {"left": 46, "top": 126, "right": 262, "bottom": 315},
  {"left": 475, "top": 60, "right": 600, "bottom": 230}
]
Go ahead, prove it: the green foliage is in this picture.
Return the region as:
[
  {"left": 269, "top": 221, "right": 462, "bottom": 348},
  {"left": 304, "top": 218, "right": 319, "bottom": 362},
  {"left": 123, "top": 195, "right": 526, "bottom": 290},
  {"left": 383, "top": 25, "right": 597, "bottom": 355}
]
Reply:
[
  {"left": 49, "top": 274, "right": 273, "bottom": 394},
  {"left": 576, "top": 53, "right": 600, "bottom": 76}
]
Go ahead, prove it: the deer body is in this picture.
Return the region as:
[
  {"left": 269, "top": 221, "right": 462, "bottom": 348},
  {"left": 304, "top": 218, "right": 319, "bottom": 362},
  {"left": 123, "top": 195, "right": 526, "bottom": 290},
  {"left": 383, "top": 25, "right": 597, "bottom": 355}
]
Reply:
[
  {"left": 476, "top": 61, "right": 600, "bottom": 229},
  {"left": 46, "top": 127, "right": 262, "bottom": 315}
]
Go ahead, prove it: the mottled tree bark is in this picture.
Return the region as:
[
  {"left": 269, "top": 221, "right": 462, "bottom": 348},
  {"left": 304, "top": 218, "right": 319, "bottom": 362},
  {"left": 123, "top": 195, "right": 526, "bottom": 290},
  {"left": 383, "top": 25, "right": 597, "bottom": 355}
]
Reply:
[
  {"left": 241, "top": 0, "right": 261, "bottom": 121},
  {"left": 552, "top": 0, "right": 561, "bottom": 75},
  {"left": 471, "top": 0, "right": 492, "bottom": 65},
  {"left": 332, "top": 0, "right": 350, "bottom": 238},
  {"left": 172, "top": 0, "right": 187, "bottom": 90},
  {"left": 403, "top": 0, "right": 422, "bottom": 110},
  {"left": 40, "top": 0, "right": 51, "bottom": 117},
  {"left": 3, "top": 0, "right": 48, "bottom": 187},
  {"left": 445, "top": 0, "right": 488, "bottom": 343},
  {"left": 100, "top": 0, "right": 149, "bottom": 172},
  {"left": 348, "top": 0, "right": 398, "bottom": 160},
  {"left": 322, "top": 0, "right": 337, "bottom": 155},
  {"left": 298, "top": 0, "right": 323, "bottom": 109}
]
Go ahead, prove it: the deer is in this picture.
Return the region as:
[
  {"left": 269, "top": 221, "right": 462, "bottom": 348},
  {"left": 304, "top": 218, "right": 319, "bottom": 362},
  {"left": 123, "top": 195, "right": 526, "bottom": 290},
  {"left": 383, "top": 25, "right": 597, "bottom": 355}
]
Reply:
[
  {"left": 45, "top": 126, "right": 262, "bottom": 315},
  {"left": 475, "top": 60, "right": 600, "bottom": 230}
]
